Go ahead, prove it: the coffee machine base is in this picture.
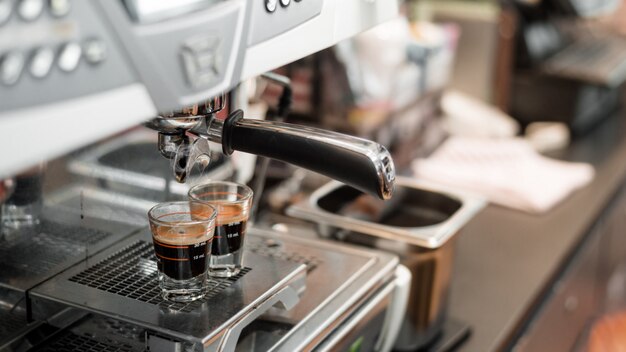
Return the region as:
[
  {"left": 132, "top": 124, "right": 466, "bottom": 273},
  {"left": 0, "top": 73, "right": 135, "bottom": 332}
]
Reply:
[
  {"left": 21, "top": 226, "right": 400, "bottom": 351},
  {"left": 0, "top": 206, "right": 142, "bottom": 348},
  {"left": 29, "top": 230, "right": 307, "bottom": 352}
]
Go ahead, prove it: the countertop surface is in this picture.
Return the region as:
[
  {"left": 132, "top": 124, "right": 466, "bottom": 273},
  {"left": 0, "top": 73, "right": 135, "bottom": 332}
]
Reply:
[{"left": 448, "top": 113, "right": 626, "bottom": 351}]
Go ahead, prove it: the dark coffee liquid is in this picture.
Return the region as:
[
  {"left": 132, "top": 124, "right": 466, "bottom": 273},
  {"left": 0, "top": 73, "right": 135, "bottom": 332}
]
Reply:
[
  {"left": 213, "top": 220, "right": 247, "bottom": 255},
  {"left": 212, "top": 203, "right": 248, "bottom": 256},
  {"left": 152, "top": 224, "right": 212, "bottom": 280}
]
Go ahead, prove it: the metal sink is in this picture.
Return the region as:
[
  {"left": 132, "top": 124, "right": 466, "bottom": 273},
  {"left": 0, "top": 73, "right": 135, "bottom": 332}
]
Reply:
[
  {"left": 287, "top": 176, "right": 485, "bottom": 249},
  {"left": 287, "top": 176, "right": 485, "bottom": 350}
]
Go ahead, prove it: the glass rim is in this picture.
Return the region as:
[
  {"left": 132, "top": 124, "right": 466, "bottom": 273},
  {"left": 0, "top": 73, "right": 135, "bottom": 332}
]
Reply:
[
  {"left": 147, "top": 201, "right": 217, "bottom": 228},
  {"left": 188, "top": 181, "right": 254, "bottom": 204}
]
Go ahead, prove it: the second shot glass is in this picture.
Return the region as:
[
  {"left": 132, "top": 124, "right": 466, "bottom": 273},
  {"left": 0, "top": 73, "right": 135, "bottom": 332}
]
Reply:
[{"left": 188, "top": 181, "right": 253, "bottom": 278}]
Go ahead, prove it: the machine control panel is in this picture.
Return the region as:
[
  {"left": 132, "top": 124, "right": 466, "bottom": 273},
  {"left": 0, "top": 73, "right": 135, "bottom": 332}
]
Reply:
[
  {"left": 180, "top": 35, "right": 222, "bottom": 89},
  {"left": 0, "top": 0, "right": 330, "bottom": 113},
  {"left": 121, "top": 0, "right": 226, "bottom": 23},
  {"left": 17, "top": 0, "right": 45, "bottom": 21},
  {"left": 0, "top": 0, "right": 247, "bottom": 113},
  {"left": 29, "top": 46, "right": 54, "bottom": 78},
  {"left": 265, "top": 0, "right": 277, "bottom": 13},
  {"left": 96, "top": 0, "right": 246, "bottom": 109},
  {"left": 252, "top": 0, "right": 323, "bottom": 46},
  {"left": 0, "top": 0, "right": 352, "bottom": 114},
  {"left": 0, "top": 0, "right": 398, "bottom": 179},
  {"left": 0, "top": 0, "right": 137, "bottom": 112}
]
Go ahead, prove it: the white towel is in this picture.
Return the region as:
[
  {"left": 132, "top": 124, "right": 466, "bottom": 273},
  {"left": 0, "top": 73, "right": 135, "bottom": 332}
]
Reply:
[{"left": 412, "top": 137, "right": 595, "bottom": 214}]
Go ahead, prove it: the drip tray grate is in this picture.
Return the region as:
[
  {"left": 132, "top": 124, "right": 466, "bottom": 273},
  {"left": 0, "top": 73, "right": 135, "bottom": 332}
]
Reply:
[
  {"left": 0, "top": 220, "right": 111, "bottom": 277},
  {"left": 37, "top": 220, "right": 111, "bottom": 245},
  {"left": 38, "top": 332, "right": 134, "bottom": 352},
  {"left": 68, "top": 240, "right": 251, "bottom": 313},
  {"left": 0, "top": 310, "right": 27, "bottom": 340},
  {"left": 248, "top": 238, "right": 322, "bottom": 272},
  {"left": 30, "top": 231, "right": 307, "bottom": 349}
]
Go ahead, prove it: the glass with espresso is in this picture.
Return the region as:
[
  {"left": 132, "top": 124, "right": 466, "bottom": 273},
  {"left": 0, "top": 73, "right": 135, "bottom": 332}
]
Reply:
[
  {"left": 188, "top": 181, "right": 253, "bottom": 278},
  {"left": 148, "top": 201, "right": 217, "bottom": 302}
]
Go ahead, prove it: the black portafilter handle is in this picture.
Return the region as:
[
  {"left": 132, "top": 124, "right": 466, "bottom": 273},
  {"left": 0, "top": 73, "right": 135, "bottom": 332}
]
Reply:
[{"left": 218, "top": 110, "right": 396, "bottom": 200}]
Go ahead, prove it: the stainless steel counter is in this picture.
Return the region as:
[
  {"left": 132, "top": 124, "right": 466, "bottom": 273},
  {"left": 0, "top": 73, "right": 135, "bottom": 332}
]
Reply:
[{"left": 448, "top": 111, "right": 626, "bottom": 351}]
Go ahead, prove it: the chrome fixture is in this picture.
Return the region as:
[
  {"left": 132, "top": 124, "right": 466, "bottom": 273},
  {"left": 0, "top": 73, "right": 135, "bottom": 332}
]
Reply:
[{"left": 145, "top": 94, "right": 396, "bottom": 200}]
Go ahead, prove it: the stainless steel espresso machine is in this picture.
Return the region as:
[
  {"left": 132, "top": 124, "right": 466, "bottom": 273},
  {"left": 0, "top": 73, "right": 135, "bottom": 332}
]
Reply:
[{"left": 0, "top": 0, "right": 408, "bottom": 351}]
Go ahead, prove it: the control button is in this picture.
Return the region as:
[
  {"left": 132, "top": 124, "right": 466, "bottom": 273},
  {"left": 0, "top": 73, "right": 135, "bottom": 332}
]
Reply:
[
  {"left": 0, "top": 0, "right": 12, "bottom": 26},
  {"left": 0, "top": 51, "right": 25, "bottom": 86},
  {"left": 265, "top": 0, "right": 277, "bottom": 12},
  {"left": 57, "top": 42, "right": 81, "bottom": 72},
  {"left": 83, "top": 38, "right": 106, "bottom": 65},
  {"left": 180, "top": 35, "right": 221, "bottom": 88},
  {"left": 49, "top": 0, "right": 70, "bottom": 17},
  {"left": 280, "top": 0, "right": 290, "bottom": 6},
  {"left": 29, "top": 47, "right": 54, "bottom": 78},
  {"left": 18, "top": 0, "right": 44, "bottom": 21}
]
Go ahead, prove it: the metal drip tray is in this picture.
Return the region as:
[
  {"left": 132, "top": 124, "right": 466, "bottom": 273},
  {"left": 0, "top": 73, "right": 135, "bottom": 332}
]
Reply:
[
  {"left": 0, "top": 208, "right": 140, "bottom": 292},
  {"left": 25, "top": 190, "right": 399, "bottom": 351},
  {"left": 30, "top": 230, "right": 307, "bottom": 352},
  {"left": 0, "top": 300, "right": 29, "bottom": 345},
  {"left": 18, "top": 313, "right": 149, "bottom": 352},
  {"left": 242, "top": 228, "right": 399, "bottom": 351},
  {"left": 0, "top": 285, "right": 43, "bottom": 348},
  {"left": 67, "top": 240, "right": 251, "bottom": 313},
  {"left": 68, "top": 129, "right": 234, "bottom": 199},
  {"left": 38, "top": 332, "right": 136, "bottom": 352},
  {"left": 46, "top": 186, "right": 156, "bottom": 227},
  {"left": 26, "top": 226, "right": 399, "bottom": 351},
  {"left": 0, "top": 310, "right": 27, "bottom": 338}
]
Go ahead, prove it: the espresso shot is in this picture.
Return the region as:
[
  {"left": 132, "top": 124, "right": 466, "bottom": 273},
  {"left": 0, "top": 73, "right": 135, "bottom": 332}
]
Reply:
[
  {"left": 148, "top": 201, "right": 217, "bottom": 303},
  {"left": 212, "top": 202, "right": 248, "bottom": 256},
  {"left": 152, "top": 223, "right": 212, "bottom": 280},
  {"left": 188, "top": 181, "right": 253, "bottom": 278}
]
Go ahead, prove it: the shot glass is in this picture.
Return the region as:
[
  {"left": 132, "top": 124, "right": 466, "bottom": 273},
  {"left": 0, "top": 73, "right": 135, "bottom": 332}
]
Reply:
[
  {"left": 148, "top": 201, "right": 217, "bottom": 302},
  {"left": 188, "top": 181, "right": 253, "bottom": 278},
  {"left": 2, "top": 163, "right": 45, "bottom": 236}
]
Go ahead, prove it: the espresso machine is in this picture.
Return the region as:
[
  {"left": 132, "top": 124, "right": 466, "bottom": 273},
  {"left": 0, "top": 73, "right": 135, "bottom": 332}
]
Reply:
[{"left": 0, "top": 0, "right": 409, "bottom": 351}]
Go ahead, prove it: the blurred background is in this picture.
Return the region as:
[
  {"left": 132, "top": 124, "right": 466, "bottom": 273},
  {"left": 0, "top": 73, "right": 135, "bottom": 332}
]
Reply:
[{"left": 1, "top": 0, "right": 626, "bottom": 351}]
